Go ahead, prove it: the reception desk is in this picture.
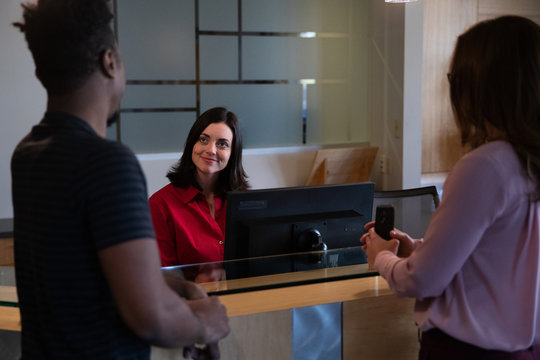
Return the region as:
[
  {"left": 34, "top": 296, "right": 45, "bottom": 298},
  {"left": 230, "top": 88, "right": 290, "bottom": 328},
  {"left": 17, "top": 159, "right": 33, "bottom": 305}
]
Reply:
[
  {"left": 154, "top": 248, "right": 420, "bottom": 359},
  {"left": 0, "top": 248, "right": 419, "bottom": 360}
]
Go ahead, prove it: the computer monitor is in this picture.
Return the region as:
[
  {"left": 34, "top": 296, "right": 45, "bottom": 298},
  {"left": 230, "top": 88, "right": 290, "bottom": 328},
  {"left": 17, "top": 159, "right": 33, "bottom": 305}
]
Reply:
[{"left": 224, "top": 182, "right": 375, "bottom": 263}]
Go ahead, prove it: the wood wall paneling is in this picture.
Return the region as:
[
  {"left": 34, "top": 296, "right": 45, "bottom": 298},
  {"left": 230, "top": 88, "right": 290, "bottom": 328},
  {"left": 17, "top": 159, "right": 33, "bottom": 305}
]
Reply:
[
  {"left": 421, "top": 0, "right": 540, "bottom": 174},
  {"left": 343, "top": 296, "right": 418, "bottom": 360},
  {"left": 421, "top": 0, "right": 477, "bottom": 174},
  {"left": 478, "top": 0, "right": 540, "bottom": 24}
]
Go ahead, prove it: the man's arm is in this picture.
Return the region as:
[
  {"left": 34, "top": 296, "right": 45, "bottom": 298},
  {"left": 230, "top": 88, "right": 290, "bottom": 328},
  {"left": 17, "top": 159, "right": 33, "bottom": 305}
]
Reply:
[
  {"left": 98, "top": 238, "right": 230, "bottom": 348},
  {"left": 162, "top": 270, "right": 208, "bottom": 300}
]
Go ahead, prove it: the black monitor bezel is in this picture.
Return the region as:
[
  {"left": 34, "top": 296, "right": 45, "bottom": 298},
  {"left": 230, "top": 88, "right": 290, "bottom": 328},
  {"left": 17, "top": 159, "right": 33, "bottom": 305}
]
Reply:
[{"left": 224, "top": 182, "right": 375, "bottom": 261}]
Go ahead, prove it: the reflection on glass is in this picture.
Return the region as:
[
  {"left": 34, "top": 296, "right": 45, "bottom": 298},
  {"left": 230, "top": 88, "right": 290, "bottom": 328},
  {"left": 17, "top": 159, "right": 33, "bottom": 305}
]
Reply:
[
  {"left": 162, "top": 246, "right": 377, "bottom": 296},
  {"left": 0, "top": 247, "right": 377, "bottom": 306}
]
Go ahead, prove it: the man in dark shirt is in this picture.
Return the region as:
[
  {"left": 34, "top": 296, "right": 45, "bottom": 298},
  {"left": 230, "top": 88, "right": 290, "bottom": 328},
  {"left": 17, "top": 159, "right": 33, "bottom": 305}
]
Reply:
[{"left": 11, "top": 1, "right": 229, "bottom": 359}]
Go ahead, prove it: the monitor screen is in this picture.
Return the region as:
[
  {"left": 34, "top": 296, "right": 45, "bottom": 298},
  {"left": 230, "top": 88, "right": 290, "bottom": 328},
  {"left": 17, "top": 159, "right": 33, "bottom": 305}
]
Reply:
[{"left": 224, "top": 182, "right": 375, "bottom": 267}]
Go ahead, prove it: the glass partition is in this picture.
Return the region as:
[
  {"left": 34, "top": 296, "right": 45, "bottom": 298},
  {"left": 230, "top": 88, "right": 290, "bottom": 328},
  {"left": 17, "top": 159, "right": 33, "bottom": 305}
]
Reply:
[
  {"left": 163, "top": 246, "right": 377, "bottom": 296},
  {"left": 112, "top": 0, "right": 371, "bottom": 152},
  {"left": 0, "top": 246, "right": 377, "bottom": 306}
]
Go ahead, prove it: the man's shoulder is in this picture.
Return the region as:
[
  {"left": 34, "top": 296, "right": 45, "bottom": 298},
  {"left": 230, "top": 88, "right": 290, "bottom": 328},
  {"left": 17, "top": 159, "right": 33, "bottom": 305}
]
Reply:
[
  {"left": 13, "top": 119, "right": 136, "bottom": 164},
  {"left": 84, "top": 137, "right": 139, "bottom": 170},
  {"left": 72, "top": 138, "right": 145, "bottom": 193},
  {"left": 88, "top": 135, "right": 135, "bottom": 157}
]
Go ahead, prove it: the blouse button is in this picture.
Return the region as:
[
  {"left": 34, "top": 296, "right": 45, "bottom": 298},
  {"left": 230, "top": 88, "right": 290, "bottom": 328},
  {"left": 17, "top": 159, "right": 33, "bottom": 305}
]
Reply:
[{"left": 219, "top": 240, "right": 224, "bottom": 245}]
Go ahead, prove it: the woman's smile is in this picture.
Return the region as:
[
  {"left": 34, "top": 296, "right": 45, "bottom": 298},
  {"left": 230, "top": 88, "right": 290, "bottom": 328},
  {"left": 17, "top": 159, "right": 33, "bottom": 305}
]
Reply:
[{"left": 201, "top": 156, "right": 217, "bottom": 163}]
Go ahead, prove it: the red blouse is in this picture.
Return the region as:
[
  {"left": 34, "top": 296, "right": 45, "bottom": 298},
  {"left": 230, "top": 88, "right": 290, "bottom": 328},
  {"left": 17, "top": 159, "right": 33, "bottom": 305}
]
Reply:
[{"left": 149, "top": 183, "right": 226, "bottom": 266}]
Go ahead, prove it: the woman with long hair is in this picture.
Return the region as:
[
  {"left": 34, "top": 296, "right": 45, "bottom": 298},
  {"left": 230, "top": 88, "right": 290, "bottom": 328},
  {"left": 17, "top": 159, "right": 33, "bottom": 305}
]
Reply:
[
  {"left": 362, "top": 16, "right": 540, "bottom": 359},
  {"left": 150, "top": 107, "right": 249, "bottom": 266}
]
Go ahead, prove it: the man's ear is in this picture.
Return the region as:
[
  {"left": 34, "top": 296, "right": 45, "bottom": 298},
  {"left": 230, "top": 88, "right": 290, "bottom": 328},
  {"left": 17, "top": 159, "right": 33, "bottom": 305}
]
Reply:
[{"left": 99, "top": 48, "right": 118, "bottom": 79}]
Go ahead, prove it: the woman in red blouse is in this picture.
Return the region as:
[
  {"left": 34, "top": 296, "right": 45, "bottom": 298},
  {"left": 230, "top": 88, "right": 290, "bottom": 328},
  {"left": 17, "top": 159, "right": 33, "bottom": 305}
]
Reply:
[{"left": 149, "top": 107, "right": 250, "bottom": 266}]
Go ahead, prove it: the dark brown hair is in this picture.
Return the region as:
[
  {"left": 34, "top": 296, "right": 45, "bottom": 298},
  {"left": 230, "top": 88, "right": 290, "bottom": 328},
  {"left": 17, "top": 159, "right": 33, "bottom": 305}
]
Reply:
[
  {"left": 167, "top": 107, "right": 250, "bottom": 191},
  {"left": 449, "top": 15, "right": 540, "bottom": 196},
  {"left": 13, "top": 0, "right": 116, "bottom": 95}
]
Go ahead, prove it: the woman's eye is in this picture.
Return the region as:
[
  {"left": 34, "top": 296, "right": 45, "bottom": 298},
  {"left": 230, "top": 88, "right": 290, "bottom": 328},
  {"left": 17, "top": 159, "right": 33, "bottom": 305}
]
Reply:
[
  {"left": 199, "top": 137, "right": 208, "bottom": 144},
  {"left": 217, "top": 142, "right": 230, "bottom": 150}
]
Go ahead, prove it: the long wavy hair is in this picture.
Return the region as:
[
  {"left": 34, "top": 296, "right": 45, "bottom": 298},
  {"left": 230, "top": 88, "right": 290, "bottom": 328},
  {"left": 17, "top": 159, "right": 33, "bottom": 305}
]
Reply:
[
  {"left": 167, "top": 107, "right": 250, "bottom": 191},
  {"left": 448, "top": 15, "right": 540, "bottom": 197}
]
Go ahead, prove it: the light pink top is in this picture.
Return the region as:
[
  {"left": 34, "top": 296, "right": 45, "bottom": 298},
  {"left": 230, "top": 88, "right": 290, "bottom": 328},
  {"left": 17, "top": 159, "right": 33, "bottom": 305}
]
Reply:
[{"left": 375, "top": 141, "right": 540, "bottom": 351}]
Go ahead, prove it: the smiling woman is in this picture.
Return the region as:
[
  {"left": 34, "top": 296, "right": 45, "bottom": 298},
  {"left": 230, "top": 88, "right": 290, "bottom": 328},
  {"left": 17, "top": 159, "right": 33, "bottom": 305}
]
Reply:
[
  {"left": 192, "top": 122, "right": 233, "bottom": 184},
  {"left": 149, "top": 107, "right": 250, "bottom": 266}
]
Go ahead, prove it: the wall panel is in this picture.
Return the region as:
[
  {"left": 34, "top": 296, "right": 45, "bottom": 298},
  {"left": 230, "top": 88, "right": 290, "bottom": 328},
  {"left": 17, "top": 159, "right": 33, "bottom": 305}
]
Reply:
[
  {"left": 422, "top": 0, "right": 540, "bottom": 174},
  {"left": 478, "top": 0, "right": 540, "bottom": 24},
  {"left": 421, "top": 0, "right": 477, "bottom": 174}
]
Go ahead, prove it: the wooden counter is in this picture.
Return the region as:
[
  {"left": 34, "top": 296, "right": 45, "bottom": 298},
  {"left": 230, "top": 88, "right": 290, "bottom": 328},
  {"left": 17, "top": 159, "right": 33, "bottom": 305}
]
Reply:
[
  {"left": 1, "top": 267, "right": 419, "bottom": 360},
  {"left": 0, "top": 274, "right": 391, "bottom": 329},
  {"left": 153, "top": 275, "right": 418, "bottom": 360},
  {"left": 0, "top": 285, "right": 19, "bottom": 331},
  {"left": 218, "top": 275, "right": 391, "bottom": 316},
  {"left": 0, "top": 306, "right": 20, "bottom": 332}
]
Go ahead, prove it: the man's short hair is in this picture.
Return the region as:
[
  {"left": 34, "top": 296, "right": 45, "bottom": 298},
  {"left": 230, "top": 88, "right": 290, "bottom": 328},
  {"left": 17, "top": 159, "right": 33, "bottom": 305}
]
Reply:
[{"left": 14, "top": 0, "right": 116, "bottom": 95}]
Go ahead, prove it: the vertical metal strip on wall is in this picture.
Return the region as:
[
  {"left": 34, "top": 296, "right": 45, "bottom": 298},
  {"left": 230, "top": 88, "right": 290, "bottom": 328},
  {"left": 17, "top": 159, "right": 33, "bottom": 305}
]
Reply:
[
  {"left": 302, "top": 83, "right": 307, "bottom": 144},
  {"left": 195, "top": 0, "right": 201, "bottom": 118},
  {"left": 238, "top": 0, "right": 242, "bottom": 81}
]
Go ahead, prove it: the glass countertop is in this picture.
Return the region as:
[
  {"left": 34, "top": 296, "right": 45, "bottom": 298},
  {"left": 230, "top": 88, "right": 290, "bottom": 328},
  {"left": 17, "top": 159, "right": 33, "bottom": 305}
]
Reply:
[
  {"left": 163, "top": 246, "right": 377, "bottom": 296},
  {"left": 0, "top": 246, "right": 378, "bottom": 306}
]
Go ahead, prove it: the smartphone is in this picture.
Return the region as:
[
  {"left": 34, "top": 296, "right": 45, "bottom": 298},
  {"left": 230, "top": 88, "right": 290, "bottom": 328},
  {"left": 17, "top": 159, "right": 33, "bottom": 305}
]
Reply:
[{"left": 375, "top": 205, "right": 395, "bottom": 240}]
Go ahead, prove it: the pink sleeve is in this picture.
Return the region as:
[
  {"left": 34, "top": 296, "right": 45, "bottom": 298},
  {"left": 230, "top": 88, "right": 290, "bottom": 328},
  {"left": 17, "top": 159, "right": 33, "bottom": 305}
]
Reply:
[{"left": 374, "top": 152, "right": 507, "bottom": 299}]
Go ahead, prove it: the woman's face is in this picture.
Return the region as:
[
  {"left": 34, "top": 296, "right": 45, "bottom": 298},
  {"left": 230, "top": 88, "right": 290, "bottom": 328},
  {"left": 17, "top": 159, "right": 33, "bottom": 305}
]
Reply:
[{"left": 192, "top": 122, "right": 234, "bottom": 179}]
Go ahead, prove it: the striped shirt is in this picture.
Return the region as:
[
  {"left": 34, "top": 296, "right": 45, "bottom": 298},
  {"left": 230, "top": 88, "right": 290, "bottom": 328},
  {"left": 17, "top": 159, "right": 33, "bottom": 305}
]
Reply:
[{"left": 11, "top": 112, "right": 155, "bottom": 359}]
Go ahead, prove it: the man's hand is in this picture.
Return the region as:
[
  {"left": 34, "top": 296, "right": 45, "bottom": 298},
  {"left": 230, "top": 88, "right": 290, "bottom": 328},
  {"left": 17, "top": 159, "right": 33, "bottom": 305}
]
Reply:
[
  {"left": 183, "top": 295, "right": 229, "bottom": 360},
  {"left": 163, "top": 273, "right": 228, "bottom": 359},
  {"left": 182, "top": 281, "right": 209, "bottom": 300},
  {"left": 194, "top": 264, "right": 226, "bottom": 284},
  {"left": 188, "top": 296, "right": 230, "bottom": 345},
  {"left": 100, "top": 239, "right": 229, "bottom": 349},
  {"left": 163, "top": 271, "right": 209, "bottom": 300},
  {"left": 183, "top": 342, "right": 220, "bottom": 360}
]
